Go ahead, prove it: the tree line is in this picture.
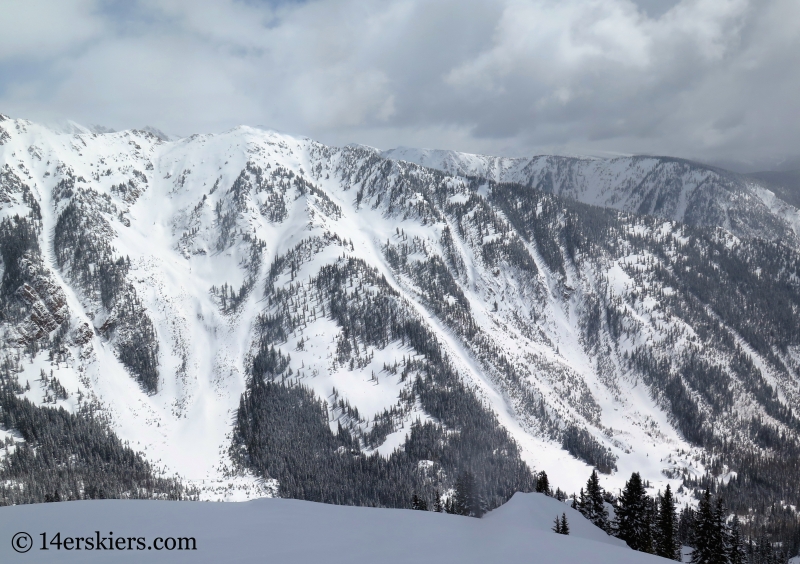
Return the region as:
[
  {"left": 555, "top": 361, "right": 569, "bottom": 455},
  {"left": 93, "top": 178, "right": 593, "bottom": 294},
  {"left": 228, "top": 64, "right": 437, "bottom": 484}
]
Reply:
[{"left": 541, "top": 468, "right": 796, "bottom": 563}]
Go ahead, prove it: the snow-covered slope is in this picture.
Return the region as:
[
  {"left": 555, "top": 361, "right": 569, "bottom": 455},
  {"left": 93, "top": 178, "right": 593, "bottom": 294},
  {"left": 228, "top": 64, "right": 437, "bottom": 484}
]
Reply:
[
  {"left": 0, "top": 493, "right": 661, "bottom": 564},
  {"left": 382, "top": 147, "right": 800, "bottom": 245},
  {"left": 2, "top": 115, "right": 800, "bottom": 524}
]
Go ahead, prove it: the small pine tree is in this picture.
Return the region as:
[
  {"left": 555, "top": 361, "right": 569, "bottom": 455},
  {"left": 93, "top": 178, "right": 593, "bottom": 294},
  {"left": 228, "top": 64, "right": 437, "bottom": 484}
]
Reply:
[
  {"left": 655, "top": 485, "right": 680, "bottom": 561},
  {"left": 582, "top": 470, "right": 609, "bottom": 532},
  {"left": 553, "top": 516, "right": 562, "bottom": 534},
  {"left": 536, "top": 471, "right": 551, "bottom": 496},
  {"left": 412, "top": 493, "right": 428, "bottom": 511},
  {"left": 560, "top": 513, "right": 570, "bottom": 535}
]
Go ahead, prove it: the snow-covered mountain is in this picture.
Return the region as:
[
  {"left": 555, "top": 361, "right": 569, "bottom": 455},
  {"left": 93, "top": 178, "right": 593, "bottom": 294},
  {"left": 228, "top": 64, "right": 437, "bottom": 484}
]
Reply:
[
  {"left": 382, "top": 147, "right": 800, "bottom": 246},
  {"left": 1, "top": 115, "right": 800, "bottom": 537}
]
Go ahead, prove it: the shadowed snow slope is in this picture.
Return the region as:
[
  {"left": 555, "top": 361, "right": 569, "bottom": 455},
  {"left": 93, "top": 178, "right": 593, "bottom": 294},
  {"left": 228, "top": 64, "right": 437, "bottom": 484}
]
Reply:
[
  {"left": 484, "top": 492, "right": 627, "bottom": 547},
  {"left": 0, "top": 494, "right": 661, "bottom": 564}
]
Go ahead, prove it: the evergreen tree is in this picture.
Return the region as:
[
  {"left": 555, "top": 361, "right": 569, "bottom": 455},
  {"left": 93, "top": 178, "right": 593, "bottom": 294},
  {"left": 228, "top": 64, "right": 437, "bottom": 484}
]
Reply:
[
  {"left": 755, "top": 533, "right": 774, "bottom": 564},
  {"left": 453, "top": 473, "right": 471, "bottom": 516},
  {"left": 691, "top": 488, "right": 714, "bottom": 564},
  {"left": 656, "top": 485, "right": 680, "bottom": 560},
  {"left": 679, "top": 505, "right": 697, "bottom": 548},
  {"left": 581, "top": 470, "right": 609, "bottom": 531},
  {"left": 615, "top": 472, "right": 653, "bottom": 553},
  {"left": 552, "top": 514, "right": 570, "bottom": 535},
  {"left": 433, "top": 489, "right": 443, "bottom": 513},
  {"left": 536, "top": 470, "right": 551, "bottom": 496},
  {"left": 713, "top": 498, "right": 731, "bottom": 561},
  {"left": 652, "top": 494, "right": 662, "bottom": 555},
  {"left": 412, "top": 493, "right": 428, "bottom": 511},
  {"left": 728, "top": 516, "right": 746, "bottom": 564},
  {"left": 453, "top": 472, "right": 484, "bottom": 517},
  {"left": 691, "top": 488, "right": 728, "bottom": 564},
  {"left": 560, "top": 513, "right": 570, "bottom": 535},
  {"left": 645, "top": 495, "right": 657, "bottom": 556}
]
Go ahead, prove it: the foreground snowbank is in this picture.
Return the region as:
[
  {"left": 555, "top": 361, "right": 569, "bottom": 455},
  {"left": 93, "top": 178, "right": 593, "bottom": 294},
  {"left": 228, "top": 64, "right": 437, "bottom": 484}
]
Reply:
[{"left": 0, "top": 493, "right": 664, "bottom": 563}]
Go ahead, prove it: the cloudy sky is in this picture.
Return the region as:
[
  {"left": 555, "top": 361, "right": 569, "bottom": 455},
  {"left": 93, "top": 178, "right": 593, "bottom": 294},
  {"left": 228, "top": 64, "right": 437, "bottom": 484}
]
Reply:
[{"left": 1, "top": 0, "right": 798, "bottom": 170}]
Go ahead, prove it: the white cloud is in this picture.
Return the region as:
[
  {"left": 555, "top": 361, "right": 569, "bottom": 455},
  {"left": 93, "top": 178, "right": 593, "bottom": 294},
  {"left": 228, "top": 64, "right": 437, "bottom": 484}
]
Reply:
[
  {"left": 0, "top": 0, "right": 798, "bottom": 166},
  {"left": 0, "top": 0, "right": 102, "bottom": 61}
]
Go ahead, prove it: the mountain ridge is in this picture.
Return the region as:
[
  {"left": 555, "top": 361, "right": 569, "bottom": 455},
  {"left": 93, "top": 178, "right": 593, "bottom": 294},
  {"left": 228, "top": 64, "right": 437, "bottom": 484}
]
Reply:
[
  {"left": 0, "top": 115, "right": 799, "bottom": 544},
  {"left": 381, "top": 146, "right": 800, "bottom": 247}
]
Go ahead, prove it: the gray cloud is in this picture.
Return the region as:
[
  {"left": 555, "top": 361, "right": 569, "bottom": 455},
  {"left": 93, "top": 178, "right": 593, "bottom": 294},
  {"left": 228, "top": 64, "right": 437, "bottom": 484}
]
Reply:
[{"left": 1, "top": 0, "right": 798, "bottom": 168}]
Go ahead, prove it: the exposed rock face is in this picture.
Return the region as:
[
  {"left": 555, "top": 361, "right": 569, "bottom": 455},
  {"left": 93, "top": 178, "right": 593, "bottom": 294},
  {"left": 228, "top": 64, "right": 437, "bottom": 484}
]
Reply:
[{"left": 15, "top": 278, "right": 69, "bottom": 340}]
